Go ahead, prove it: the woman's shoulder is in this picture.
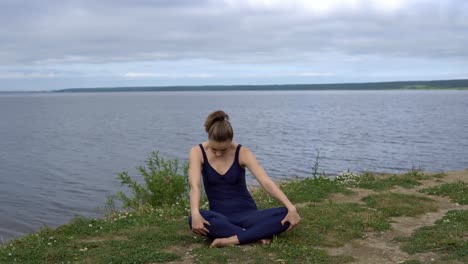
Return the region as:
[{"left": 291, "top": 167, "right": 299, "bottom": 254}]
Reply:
[
  {"left": 190, "top": 142, "right": 207, "bottom": 150},
  {"left": 189, "top": 143, "right": 205, "bottom": 159},
  {"left": 238, "top": 144, "right": 256, "bottom": 166},
  {"left": 238, "top": 144, "right": 252, "bottom": 153}
]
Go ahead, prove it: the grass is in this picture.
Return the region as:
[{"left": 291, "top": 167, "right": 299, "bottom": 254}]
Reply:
[
  {"left": 362, "top": 193, "right": 438, "bottom": 217},
  {"left": 279, "top": 177, "right": 353, "bottom": 203},
  {"left": 352, "top": 170, "right": 432, "bottom": 191},
  {"left": 420, "top": 181, "right": 468, "bottom": 204},
  {"left": 397, "top": 210, "right": 468, "bottom": 263},
  {"left": 0, "top": 210, "right": 191, "bottom": 263},
  {"left": 251, "top": 176, "right": 353, "bottom": 209},
  {"left": 0, "top": 168, "right": 462, "bottom": 263},
  {"left": 0, "top": 176, "right": 387, "bottom": 264},
  {"left": 286, "top": 202, "right": 390, "bottom": 247}
]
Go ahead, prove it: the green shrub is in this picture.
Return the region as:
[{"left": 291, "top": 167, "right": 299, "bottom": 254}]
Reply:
[{"left": 115, "top": 151, "right": 189, "bottom": 209}]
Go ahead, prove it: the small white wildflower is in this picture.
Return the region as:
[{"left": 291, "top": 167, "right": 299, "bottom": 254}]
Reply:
[
  {"left": 129, "top": 214, "right": 132, "bottom": 217},
  {"left": 79, "top": 247, "right": 88, "bottom": 252},
  {"left": 47, "top": 242, "right": 52, "bottom": 246},
  {"left": 100, "top": 226, "right": 103, "bottom": 230},
  {"left": 89, "top": 224, "right": 93, "bottom": 227},
  {"left": 8, "top": 253, "right": 12, "bottom": 256},
  {"left": 54, "top": 240, "right": 57, "bottom": 243},
  {"left": 49, "top": 237, "right": 54, "bottom": 240}
]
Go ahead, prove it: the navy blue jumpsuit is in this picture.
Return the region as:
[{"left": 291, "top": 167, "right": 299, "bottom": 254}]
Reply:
[{"left": 188, "top": 144, "right": 290, "bottom": 244}]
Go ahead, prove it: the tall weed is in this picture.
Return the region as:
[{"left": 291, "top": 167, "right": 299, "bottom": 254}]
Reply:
[{"left": 115, "top": 151, "right": 189, "bottom": 209}]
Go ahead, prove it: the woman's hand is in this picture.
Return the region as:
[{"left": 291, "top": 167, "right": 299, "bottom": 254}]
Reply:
[
  {"left": 280, "top": 207, "right": 301, "bottom": 231},
  {"left": 191, "top": 213, "right": 211, "bottom": 236}
]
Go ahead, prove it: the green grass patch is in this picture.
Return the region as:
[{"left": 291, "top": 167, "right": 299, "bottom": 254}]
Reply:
[
  {"left": 356, "top": 170, "right": 431, "bottom": 191},
  {"left": 252, "top": 177, "right": 353, "bottom": 209},
  {"left": 420, "top": 181, "right": 468, "bottom": 204},
  {"left": 266, "top": 240, "right": 354, "bottom": 264},
  {"left": 191, "top": 244, "right": 273, "bottom": 264},
  {"left": 397, "top": 210, "right": 468, "bottom": 263},
  {"left": 280, "top": 202, "right": 390, "bottom": 247},
  {"left": 429, "top": 172, "right": 447, "bottom": 179},
  {"left": 362, "top": 193, "right": 438, "bottom": 217},
  {"left": 279, "top": 177, "right": 353, "bottom": 203},
  {"left": 0, "top": 209, "right": 192, "bottom": 263}
]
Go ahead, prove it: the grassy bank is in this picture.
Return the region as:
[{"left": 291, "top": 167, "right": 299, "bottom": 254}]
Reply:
[{"left": 1, "top": 168, "right": 467, "bottom": 263}]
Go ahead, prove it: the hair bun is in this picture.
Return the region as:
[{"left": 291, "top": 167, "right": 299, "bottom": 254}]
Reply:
[
  {"left": 204, "top": 110, "right": 233, "bottom": 141},
  {"left": 213, "top": 112, "right": 228, "bottom": 122}
]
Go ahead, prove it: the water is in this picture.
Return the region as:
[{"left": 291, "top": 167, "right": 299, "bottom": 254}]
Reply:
[{"left": 1, "top": 90, "right": 467, "bottom": 241}]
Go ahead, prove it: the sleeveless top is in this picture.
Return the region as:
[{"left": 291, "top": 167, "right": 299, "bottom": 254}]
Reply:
[{"left": 199, "top": 144, "right": 257, "bottom": 217}]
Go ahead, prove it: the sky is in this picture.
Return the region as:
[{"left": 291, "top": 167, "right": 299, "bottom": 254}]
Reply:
[{"left": 0, "top": 0, "right": 467, "bottom": 91}]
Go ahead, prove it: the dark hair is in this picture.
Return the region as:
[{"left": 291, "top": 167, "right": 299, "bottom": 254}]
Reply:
[{"left": 204, "top": 110, "right": 234, "bottom": 141}]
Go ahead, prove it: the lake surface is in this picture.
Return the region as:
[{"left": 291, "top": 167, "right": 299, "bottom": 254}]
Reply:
[{"left": 1, "top": 90, "right": 467, "bottom": 241}]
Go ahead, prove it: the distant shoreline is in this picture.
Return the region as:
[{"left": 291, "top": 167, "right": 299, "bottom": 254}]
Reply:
[
  {"left": 1, "top": 79, "right": 468, "bottom": 93},
  {"left": 54, "top": 79, "right": 468, "bottom": 92}
]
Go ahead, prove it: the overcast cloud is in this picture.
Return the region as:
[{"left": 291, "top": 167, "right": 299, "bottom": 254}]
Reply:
[{"left": 1, "top": 0, "right": 467, "bottom": 91}]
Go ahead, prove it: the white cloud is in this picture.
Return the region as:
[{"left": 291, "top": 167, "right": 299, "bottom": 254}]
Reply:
[
  {"left": 123, "top": 72, "right": 214, "bottom": 79},
  {"left": 0, "top": 0, "right": 467, "bottom": 90},
  {"left": 123, "top": 72, "right": 171, "bottom": 78},
  {"left": 296, "top": 72, "right": 335, "bottom": 77},
  {"left": 220, "top": 0, "right": 405, "bottom": 15},
  {"left": 0, "top": 72, "right": 58, "bottom": 79}
]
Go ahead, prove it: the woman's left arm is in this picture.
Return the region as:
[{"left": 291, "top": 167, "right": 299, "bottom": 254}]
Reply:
[{"left": 240, "top": 146, "right": 301, "bottom": 230}]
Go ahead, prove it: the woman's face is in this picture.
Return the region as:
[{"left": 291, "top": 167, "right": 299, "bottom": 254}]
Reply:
[{"left": 208, "top": 140, "right": 232, "bottom": 157}]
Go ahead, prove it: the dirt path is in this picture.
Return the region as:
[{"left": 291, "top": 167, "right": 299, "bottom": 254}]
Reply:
[{"left": 325, "top": 169, "right": 468, "bottom": 264}]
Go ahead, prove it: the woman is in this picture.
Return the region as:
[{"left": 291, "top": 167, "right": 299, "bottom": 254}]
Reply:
[{"left": 188, "top": 110, "right": 301, "bottom": 248}]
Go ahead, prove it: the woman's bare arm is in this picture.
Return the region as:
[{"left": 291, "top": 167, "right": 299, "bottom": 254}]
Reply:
[
  {"left": 188, "top": 146, "right": 210, "bottom": 235},
  {"left": 240, "top": 146, "right": 295, "bottom": 210},
  {"left": 240, "top": 146, "right": 301, "bottom": 230}
]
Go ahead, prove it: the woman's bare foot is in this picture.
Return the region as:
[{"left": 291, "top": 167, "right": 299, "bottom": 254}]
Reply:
[
  {"left": 260, "top": 239, "right": 271, "bottom": 245},
  {"left": 210, "top": 235, "right": 240, "bottom": 248}
]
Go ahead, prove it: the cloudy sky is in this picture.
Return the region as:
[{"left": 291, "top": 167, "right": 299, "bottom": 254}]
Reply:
[{"left": 0, "top": 0, "right": 467, "bottom": 91}]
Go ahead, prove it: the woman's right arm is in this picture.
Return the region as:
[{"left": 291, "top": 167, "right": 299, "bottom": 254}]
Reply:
[{"left": 188, "top": 146, "right": 210, "bottom": 235}]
